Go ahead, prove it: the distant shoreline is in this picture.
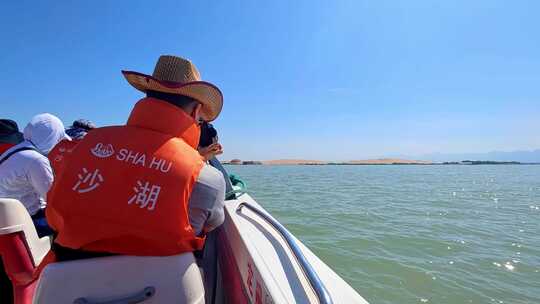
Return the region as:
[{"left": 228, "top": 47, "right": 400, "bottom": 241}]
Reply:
[
  {"left": 224, "top": 163, "right": 540, "bottom": 166},
  {"left": 223, "top": 159, "right": 540, "bottom": 166}
]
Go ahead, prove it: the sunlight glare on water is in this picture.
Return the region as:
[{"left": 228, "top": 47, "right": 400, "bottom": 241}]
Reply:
[{"left": 225, "top": 164, "right": 540, "bottom": 304}]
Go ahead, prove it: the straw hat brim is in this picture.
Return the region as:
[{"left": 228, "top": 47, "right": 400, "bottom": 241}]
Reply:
[{"left": 122, "top": 71, "right": 223, "bottom": 122}]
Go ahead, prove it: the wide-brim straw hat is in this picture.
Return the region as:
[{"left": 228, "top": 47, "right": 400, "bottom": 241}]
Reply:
[{"left": 122, "top": 55, "right": 223, "bottom": 122}]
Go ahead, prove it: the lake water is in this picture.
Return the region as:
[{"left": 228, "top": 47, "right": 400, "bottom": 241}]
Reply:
[{"left": 224, "top": 165, "right": 540, "bottom": 304}]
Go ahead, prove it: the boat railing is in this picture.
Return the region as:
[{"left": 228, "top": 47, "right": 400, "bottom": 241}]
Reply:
[{"left": 237, "top": 202, "right": 333, "bottom": 304}]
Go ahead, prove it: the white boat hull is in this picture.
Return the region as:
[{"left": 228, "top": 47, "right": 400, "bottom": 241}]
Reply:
[{"left": 217, "top": 193, "right": 369, "bottom": 304}]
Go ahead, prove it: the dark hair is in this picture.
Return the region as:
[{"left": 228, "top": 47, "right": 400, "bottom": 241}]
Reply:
[
  {"left": 199, "top": 122, "right": 218, "bottom": 148},
  {"left": 146, "top": 90, "right": 199, "bottom": 110},
  {"left": 72, "top": 119, "right": 96, "bottom": 131}
]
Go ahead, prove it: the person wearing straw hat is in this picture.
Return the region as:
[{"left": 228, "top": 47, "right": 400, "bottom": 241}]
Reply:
[{"left": 46, "top": 55, "right": 226, "bottom": 258}]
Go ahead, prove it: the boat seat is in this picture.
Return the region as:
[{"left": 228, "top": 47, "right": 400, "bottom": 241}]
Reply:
[
  {"left": 0, "top": 198, "right": 52, "bottom": 266},
  {"left": 0, "top": 198, "right": 53, "bottom": 304},
  {"left": 33, "top": 253, "right": 205, "bottom": 304}
]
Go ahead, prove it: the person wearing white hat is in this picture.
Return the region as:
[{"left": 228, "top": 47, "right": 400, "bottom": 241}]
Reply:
[{"left": 0, "top": 113, "right": 70, "bottom": 236}]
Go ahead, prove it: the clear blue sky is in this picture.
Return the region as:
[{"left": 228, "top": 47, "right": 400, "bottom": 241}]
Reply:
[{"left": 2, "top": 0, "right": 539, "bottom": 161}]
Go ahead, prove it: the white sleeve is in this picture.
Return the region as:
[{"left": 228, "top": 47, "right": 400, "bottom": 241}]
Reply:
[{"left": 27, "top": 156, "right": 54, "bottom": 200}]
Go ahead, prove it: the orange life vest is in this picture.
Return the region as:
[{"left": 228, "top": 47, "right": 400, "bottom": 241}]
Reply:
[
  {"left": 46, "top": 98, "right": 205, "bottom": 256},
  {"left": 48, "top": 139, "right": 78, "bottom": 176}
]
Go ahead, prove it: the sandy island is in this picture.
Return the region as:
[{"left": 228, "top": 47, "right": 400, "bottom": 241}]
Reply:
[{"left": 227, "top": 158, "right": 432, "bottom": 165}]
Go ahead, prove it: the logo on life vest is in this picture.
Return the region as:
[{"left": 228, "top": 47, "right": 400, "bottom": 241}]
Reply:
[
  {"left": 116, "top": 149, "right": 173, "bottom": 173},
  {"left": 128, "top": 180, "right": 161, "bottom": 211},
  {"left": 91, "top": 143, "right": 115, "bottom": 158},
  {"left": 72, "top": 167, "right": 104, "bottom": 193}
]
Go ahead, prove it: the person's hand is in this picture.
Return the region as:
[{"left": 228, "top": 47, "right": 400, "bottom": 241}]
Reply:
[
  {"left": 198, "top": 143, "right": 223, "bottom": 161},
  {"left": 208, "top": 143, "right": 223, "bottom": 156}
]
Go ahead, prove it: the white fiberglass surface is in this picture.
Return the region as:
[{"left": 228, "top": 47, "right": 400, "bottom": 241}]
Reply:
[{"left": 224, "top": 194, "right": 369, "bottom": 304}]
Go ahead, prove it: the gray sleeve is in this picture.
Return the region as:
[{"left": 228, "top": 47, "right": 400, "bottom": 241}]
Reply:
[{"left": 188, "top": 164, "right": 226, "bottom": 236}]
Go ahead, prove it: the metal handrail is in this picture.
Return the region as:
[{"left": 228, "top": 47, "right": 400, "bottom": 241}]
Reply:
[{"left": 237, "top": 202, "right": 333, "bottom": 304}]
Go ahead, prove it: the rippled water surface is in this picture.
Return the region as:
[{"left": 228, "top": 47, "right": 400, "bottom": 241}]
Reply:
[{"left": 225, "top": 165, "right": 540, "bottom": 304}]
